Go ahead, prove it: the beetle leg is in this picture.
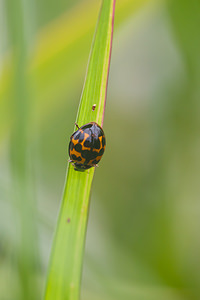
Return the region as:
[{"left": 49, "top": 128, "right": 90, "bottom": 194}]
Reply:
[{"left": 93, "top": 164, "right": 99, "bottom": 168}]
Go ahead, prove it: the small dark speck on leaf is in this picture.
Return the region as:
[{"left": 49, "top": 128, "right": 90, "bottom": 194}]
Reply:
[
  {"left": 92, "top": 104, "right": 96, "bottom": 111},
  {"left": 67, "top": 218, "right": 71, "bottom": 223}
]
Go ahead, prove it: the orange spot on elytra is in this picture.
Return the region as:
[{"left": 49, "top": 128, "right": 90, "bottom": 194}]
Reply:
[
  {"left": 93, "top": 136, "right": 103, "bottom": 153},
  {"left": 70, "top": 149, "right": 85, "bottom": 164},
  {"left": 71, "top": 138, "right": 79, "bottom": 146},
  {"left": 80, "top": 133, "right": 90, "bottom": 151}
]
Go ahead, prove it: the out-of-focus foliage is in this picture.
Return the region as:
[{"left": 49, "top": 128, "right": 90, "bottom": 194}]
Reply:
[{"left": 0, "top": 0, "right": 200, "bottom": 299}]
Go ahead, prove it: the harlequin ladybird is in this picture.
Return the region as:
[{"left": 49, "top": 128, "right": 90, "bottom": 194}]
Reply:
[{"left": 69, "top": 122, "right": 106, "bottom": 171}]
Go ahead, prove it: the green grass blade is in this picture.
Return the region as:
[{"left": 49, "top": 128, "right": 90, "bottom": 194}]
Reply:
[{"left": 44, "top": 1, "right": 116, "bottom": 299}]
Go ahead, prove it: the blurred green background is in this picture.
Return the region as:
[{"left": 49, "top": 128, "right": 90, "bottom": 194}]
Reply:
[{"left": 1, "top": 0, "right": 200, "bottom": 299}]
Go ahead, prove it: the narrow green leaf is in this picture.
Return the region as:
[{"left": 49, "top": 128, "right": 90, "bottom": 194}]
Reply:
[{"left": 44, "top": 1, "right": 116, "bottom": 299}]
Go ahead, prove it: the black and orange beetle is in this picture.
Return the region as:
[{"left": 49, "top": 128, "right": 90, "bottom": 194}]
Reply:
[{"left": 68, "top": 122, "right": 106, "bottom": 171}]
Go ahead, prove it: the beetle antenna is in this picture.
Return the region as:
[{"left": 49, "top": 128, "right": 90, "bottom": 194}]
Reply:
[{"left": 75, "top": 122, "right": 80, "bottom": 129}]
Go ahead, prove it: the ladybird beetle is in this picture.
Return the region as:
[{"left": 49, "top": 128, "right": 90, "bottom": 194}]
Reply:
[{"left": 69, "top": 122, "right": 106, "bottom": 171}]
